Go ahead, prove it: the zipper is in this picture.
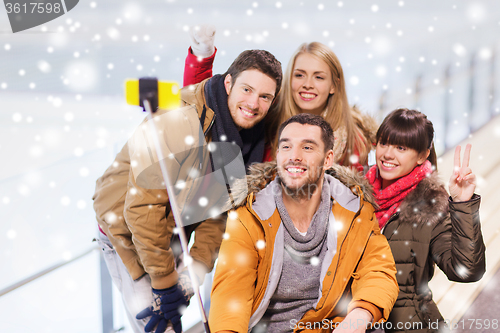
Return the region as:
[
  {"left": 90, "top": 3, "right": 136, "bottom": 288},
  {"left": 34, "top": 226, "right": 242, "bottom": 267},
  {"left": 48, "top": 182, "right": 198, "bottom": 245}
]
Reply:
[
  {"left": 382, "top": 212, "right": 399, "bottom": 235},
  {"left": 204, "top": 112, "right": 215, "bottom": 136},
  {"left": 317, "top": 204, "right": 364, "bottom": 311},
  {"left": 199, "top": 111, "right": 215, "bottom": 170}
]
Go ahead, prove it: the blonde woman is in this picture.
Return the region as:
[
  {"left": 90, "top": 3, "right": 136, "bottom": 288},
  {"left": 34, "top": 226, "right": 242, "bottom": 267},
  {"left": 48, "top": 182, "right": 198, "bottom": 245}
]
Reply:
[{"left": 266, "top": 42, "right": 376, "bottom": 169}]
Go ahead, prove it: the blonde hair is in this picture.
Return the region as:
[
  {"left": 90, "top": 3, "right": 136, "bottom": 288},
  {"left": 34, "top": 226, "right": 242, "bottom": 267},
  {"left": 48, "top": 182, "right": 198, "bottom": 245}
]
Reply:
[{"left": 266, "top": 42, "right": 371, "bottom": 166}]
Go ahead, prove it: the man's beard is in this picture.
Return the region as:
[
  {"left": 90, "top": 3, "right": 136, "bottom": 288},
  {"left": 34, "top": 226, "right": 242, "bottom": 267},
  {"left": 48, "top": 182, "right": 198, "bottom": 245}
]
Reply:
[{"left": 277, "top": 163, "right": 324, "bottom": 200}]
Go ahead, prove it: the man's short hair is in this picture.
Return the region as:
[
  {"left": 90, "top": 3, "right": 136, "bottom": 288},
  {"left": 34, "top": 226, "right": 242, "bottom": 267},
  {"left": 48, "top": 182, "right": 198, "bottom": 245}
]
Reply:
[
  {"left": 223, "top": 49, "right": 282, "bottom": 97},
  {"left": 278, "top": 113, "right": 335, "bottom": 152}
]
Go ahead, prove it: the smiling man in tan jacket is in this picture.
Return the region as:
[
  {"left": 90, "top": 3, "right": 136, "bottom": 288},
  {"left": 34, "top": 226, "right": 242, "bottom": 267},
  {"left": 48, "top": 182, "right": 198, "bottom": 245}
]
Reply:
[{"left": 93, "top": 50, "right": 282, "bottom": 333}]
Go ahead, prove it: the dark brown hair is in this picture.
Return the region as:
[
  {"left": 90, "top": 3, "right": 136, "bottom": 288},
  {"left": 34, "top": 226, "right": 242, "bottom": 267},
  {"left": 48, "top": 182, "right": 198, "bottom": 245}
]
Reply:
[
  {"left": 278, "top": 113, "right": 334, "bottom": 153},
  {"left": 223, "top": 49, "right": 282, "bottom": 98},
  {"left": 377, "top": 108, "right": 437, "bottom": 169}
]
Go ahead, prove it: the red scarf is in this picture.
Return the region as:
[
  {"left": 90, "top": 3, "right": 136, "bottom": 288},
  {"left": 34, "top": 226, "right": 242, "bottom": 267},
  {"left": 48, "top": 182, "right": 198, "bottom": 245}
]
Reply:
[{"left": 366, "top": 160, "right": 432, "bottom": 229}]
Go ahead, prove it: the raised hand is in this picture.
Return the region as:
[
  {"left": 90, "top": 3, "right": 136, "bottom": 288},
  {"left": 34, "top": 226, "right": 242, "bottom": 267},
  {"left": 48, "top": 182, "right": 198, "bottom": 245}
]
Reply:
[
  {"left": 449, "top": 144, "right": 476, "bottom": 202},
  {"left": 189, "top": 24, "right": 216, "bottom": 58}
]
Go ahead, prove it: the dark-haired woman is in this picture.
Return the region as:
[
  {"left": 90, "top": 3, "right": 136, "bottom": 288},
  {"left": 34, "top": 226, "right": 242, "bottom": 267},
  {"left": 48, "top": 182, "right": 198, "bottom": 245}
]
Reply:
[{"left": 366, "top": 108, "right": 486, "bottom": 332}]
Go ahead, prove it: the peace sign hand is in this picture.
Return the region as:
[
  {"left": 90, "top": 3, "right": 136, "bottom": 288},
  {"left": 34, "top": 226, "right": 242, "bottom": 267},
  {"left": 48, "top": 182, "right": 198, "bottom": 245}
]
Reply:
[{"left": 449, "top": 144, "right": 476, "bottom": 202}]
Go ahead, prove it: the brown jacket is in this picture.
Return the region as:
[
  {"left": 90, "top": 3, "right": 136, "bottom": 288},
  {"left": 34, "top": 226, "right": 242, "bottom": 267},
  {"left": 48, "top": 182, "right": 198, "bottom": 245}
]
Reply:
[
  {"left": 209, "top": 163, "right": 399, "bottom": 332},
  {"left": 93, "top": 79, "right": 225, "bottom": 289},
  {"left": 382, "top": 172, "right": 485, "bottom": 332}
]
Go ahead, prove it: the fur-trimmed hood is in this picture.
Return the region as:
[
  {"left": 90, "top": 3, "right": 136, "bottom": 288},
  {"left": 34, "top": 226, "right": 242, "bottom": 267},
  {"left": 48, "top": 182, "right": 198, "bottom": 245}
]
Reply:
[
  {"left": 229, "top": 161, "right": 377, "bottom": 209},
  {"left": 351, "top": 104, "right": 378, "bottom": 148},
  {"left": 396, "top": 171, "right": 449, "bottom": 225}
]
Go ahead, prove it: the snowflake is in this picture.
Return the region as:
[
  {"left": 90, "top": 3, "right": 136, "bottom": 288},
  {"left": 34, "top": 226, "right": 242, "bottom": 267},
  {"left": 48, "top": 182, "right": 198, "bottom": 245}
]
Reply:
[
  {"left": 455, "top": 264, "right": 469, "bottom": 278},
  {"left": 375, "top": 65, "right": 387, "bottom": 77},
  {"left": 63, "top": 251, "right": 72, "bottom": 261},
  {"left": 479, "top": 47, "right": 492, "bottom": 60},
  {"left": 466, "top": 3, "right": 486, "bottom": 23},
  {"left": 181, "top": 135, "right": 195, "bottom": 146},
  {"left": 60, "top": 196, "right": 71, "bottom": 206},
  {"left": 175, "top": 180, "right": 186, "bottom": 190},
  {"left": 184, "top": 255, "right": 193, "bottom": 266},
  {"left": 74, "top": 147, "right": 84, "bottom": 157},
  {"left": 79, "top": 167, "right": 89, "bottom": 177},
  {"left": 228, "top": 211, "right": 238, "bottom": 220},
  {"left": 189, "top": 168, "right": 200, "bottom": 178},
  {"left": 104, "top": 212, "right": 118, "bottom": 224},
  {"left": 77, "top": 200, "right": 87, "bottom": 209},
  {"left": 198, "top": 197, "right": 208, "bottom": 207},
  {"left": 6, "top": 229, "right": 17, "bottom": 239},
  {"left": 310, "top": 256, "right": 320, "bottom": 266},
  {"left": 12, "top": 113, "right": 22, "bottom": 122},
  {"left": 453, "top": 43, "right": 467, "bottom": 57},
  {"left": 227, "top": 299, "right": 242, "bottom": 313}
]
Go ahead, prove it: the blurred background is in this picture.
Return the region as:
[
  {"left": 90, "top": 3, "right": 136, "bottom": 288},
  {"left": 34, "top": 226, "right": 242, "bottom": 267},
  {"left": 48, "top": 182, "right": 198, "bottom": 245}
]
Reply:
[{"left": 1, "top": 0, "right": 500, "bottom": 332}]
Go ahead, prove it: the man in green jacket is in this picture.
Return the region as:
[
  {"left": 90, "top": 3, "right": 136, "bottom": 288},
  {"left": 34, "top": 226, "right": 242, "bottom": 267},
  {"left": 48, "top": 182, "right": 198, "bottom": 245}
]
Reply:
[
  {"left": 209, "top": 113, "right": 399, "bottom": 333},
  {"left": 93, "top": 50, "right": 282, "bottom": 333}
]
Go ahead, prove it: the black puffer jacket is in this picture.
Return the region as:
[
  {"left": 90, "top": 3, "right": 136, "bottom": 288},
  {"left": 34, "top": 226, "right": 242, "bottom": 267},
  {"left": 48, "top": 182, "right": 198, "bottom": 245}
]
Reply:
[{"left": 382, "top": 172, "right": 485, "bottom": 332}]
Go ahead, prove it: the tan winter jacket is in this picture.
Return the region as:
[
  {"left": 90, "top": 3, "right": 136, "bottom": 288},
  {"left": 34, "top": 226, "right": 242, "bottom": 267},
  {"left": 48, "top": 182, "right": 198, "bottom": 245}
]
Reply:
[
  {"left": 93, "top": 79, "right": 225, "bottom": 289},
  {"left": 209, "top": 162, "right": 399, "bottom": 332}
]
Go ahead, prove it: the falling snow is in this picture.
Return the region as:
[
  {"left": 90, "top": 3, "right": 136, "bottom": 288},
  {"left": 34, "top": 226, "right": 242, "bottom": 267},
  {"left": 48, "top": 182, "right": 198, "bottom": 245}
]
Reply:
[{"left": 1, "top": 1, "right": 500, "bottom": 332}]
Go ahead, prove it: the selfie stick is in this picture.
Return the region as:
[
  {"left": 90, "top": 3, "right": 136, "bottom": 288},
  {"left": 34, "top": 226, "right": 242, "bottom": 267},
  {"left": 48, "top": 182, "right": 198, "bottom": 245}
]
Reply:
[{"left": 126, "top": 78, "right": 211, "bottom": 333}]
